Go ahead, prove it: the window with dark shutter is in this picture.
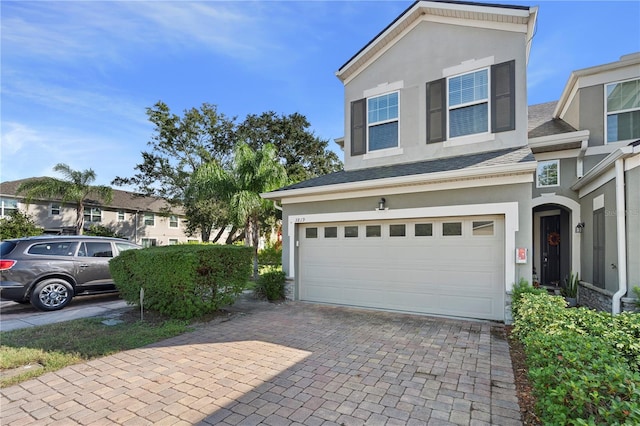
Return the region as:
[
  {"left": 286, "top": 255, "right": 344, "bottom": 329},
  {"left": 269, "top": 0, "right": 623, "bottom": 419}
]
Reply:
[
  {"left": 491, "top": 60, "right": 515, "bottom": 133},
  {"left": 351, "top": 98, "right": 366, "bottom": 156},
  {"left": 426, "top": 78, "right": 446, "bottom": 143}
]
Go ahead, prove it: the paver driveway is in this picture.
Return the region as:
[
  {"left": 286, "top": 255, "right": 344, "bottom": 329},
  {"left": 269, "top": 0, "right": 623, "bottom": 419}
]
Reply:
[{"left": 1, "top": 300, "right": 522, "bottom": 425}]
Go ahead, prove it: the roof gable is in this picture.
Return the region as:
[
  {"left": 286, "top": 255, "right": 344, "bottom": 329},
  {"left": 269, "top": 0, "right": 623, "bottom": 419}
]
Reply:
[{"left": 336, "top": 0, "right": 536, "bottom": 84}]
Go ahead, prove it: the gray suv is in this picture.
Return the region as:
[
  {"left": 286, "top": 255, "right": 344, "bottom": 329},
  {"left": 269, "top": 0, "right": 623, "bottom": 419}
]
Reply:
[{"left": 0, "top": 236, "right": 140, "bottom": 311}]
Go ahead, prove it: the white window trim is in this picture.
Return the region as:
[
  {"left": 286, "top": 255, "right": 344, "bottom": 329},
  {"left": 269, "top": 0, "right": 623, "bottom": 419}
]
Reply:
[
  {"left": 143, "top": 212, "right": 155, "bottom": 227},
  {"left": 117, "top": 210, "right": 126, "bottom": 221},
  {"left": 49, "top": 203, "right": 61, "bottom": 216},
  {"left": 604, "top": 78, "right": 640, "bottom": 144},
  {"left": 446, "top": 66, "right": 492, "bottom": 141},
  {"left": 536, "top": 159, "right": 560, "bottom": 188},
  {"left": 1, "top": 198, "right": 18, "bottom": 217},
  {"left": 367, "top": 90, "right": 400, "bottom": 153},
  {"left": 84, "top": 207, "right": 102, "bottom": 223},
  {"left": 169, "top": 215, "right": 179, "bottom": 228}
]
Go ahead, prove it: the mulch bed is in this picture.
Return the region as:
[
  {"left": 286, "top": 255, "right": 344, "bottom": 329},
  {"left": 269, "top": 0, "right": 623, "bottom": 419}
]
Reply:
[{"left": 506, "top": 326, "right": 542, "bottom": 425}]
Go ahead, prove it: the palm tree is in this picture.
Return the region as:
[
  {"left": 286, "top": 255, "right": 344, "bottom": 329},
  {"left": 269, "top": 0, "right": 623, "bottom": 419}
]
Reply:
[
  {"left": 16, "top": 163, "right": 113, "bottom": 235},
  {"left": 188, "top": 143, "right": 287, "bottom": 279}
]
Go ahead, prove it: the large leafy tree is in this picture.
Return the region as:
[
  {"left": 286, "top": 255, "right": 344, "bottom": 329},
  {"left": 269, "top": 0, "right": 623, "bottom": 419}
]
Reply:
[
  {"left": 16, "top": 163, "right": 113, "bottom": 235},
  {"left": 112, "top": 101, "right": 235, "bottom": 241},
  {"left": 188, "top": 143, "right": 287, "bottom": 279},
  {"left": 236, "top": 111, "right": 342, "bottom": 183}
]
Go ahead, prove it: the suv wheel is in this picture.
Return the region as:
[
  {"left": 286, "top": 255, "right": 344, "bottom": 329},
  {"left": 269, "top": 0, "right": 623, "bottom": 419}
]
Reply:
[{"left": 30, "top": 279, "right": 74, "bottom": 311}]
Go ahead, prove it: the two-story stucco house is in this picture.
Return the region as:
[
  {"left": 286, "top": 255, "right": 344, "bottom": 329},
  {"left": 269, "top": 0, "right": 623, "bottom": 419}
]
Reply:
[
  {"left": 263, "top": 0, "right": 539, "bottom": 323},
  {"left": 528, "top": 52, "right": 640, "bottom": 314},
  {"left": 0, "top": 178, "right": 201, "bottom": 247},
  {"left": 263, "top": 0, "right": 639, "bottom": 323}
]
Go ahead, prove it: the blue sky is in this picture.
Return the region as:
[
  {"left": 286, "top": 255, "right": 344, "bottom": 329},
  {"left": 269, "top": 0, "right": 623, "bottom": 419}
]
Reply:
[{"left": 2, "top": 0, "right": 639, "bottom": 189}]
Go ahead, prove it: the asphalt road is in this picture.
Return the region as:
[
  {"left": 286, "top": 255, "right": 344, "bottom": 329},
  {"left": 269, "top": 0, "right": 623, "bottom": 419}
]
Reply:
[{"left": 0, "top": 293, "right": 132, "bottom": 332}]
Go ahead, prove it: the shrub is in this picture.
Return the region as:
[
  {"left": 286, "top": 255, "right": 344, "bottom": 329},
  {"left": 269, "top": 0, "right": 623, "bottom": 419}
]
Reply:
[
  {"left": 109, "top": 244, "right": 252, "bottom": 319},
  {"left": 254, "top": 269, "right": 286, "bottom": 301},
  {"left": 258, "top": 241, "right": 282, "bottom": 268},
  {"left": 0, "top": 210, "right": 42, "bottom": 240},
  {"left": 85, "top": 224, "right": 125, "bottom": 238},
  {"left": 511, "top": 277, "right": 546, "bottom": 320},
  {"left": 512, "top": 291, "right": 640, "bottom": 424}
]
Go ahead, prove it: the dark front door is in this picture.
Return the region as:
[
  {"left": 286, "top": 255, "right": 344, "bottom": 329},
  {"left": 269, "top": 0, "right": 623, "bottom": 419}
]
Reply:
[{"left": 541, "top": 215, "right": 561, "bottom": 285}]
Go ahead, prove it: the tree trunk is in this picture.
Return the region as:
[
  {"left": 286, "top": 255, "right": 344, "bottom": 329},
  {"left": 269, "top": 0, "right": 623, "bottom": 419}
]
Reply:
[
  {"left": 76, "top": 203, "right": 85, "bottom": 235},
  {"left": 225, "top": 226, "right": 238, "bottom": 244},
  {"left": 200, "top": 225, "right": 212, "bottom": 243},
  {"left": 247, "top": 217, "right": 259, "bottom": 280},
  {"left": 211, "top": 226, "right": 225, "bottom": 243}
]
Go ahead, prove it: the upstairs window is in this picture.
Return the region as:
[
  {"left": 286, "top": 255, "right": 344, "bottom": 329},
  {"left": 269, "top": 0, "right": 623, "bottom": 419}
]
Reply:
[
  {"left": 84, "top": 207, "right": 101, "bottom": 223},
  {"left": 143, "top": 212, "right": 155, "bottom": 226},
  {"left": 117, "top": 210, "right": 125, "bottom": 221},
  {"left": 50, "top": 203, "right": 60, "bottom": 216},
  {"left": 169, "top": 215, "right": 179, "bottom": 228},
  {"left": 427, "top": 60, "right": 515, "bottom": 143},
  {"left": 448, "top": 69, "right": 489, "bottom": 138},
  {"left": 537, "top": 160, "right": 559, "bottom": 188},
  {"left": 351, "top": 90, "right": 400, "bottom": 155},
  {"left": 368, "top": 92, "right": 399, "bottom": 151},
  {"left": 606, "top": 78, "right": 640, "bottom": 143}
]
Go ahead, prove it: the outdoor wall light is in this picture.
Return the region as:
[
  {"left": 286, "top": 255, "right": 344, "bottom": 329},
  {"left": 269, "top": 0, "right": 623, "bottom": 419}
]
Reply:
[
  {"left": 575, "top": 222, "right": 585, "bottom": 233},
  {"left": 378, "top": 198, "right": 386, "bottom": 210}
]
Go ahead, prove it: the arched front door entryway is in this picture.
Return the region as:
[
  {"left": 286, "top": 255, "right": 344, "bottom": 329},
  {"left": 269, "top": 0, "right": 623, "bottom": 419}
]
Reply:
[{"left": 532, "top": 196, "right": 581, "bottom": 288}]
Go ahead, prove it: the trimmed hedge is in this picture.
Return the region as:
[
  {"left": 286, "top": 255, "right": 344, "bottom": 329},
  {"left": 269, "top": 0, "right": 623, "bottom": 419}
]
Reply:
[
  {"left": 109, "top": 245, "right": 252, "bottom": 319},
  {"left": 512, "top": 291, "right": 640, "bottom": 425}
]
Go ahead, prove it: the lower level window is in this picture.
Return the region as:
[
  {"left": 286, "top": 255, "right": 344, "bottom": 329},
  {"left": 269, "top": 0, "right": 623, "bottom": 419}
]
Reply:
[{"left": 141, "top": 238, "right": 157, "bottom": 248}]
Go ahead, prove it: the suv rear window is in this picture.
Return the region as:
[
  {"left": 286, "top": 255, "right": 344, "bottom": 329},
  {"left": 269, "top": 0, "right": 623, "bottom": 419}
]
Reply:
[
  {"left": 1, "top": 241, "right": 17, "bottom": 256},
  {"left": 78, "top": 242, "right": 113, "bottom": 258},
  {"left": 28, "top": 242, "right": 78, "bottom": 256}
]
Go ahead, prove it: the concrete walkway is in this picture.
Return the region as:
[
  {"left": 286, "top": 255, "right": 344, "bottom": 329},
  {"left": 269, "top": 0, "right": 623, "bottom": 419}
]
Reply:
[{"left": 1, "top": 299, "right": 521, "bottom": 425}]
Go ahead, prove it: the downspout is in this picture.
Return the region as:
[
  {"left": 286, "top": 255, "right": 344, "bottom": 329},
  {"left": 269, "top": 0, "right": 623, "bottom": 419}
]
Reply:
[{"left": 612, "top": 159, "right": 627, "bottom": 314}]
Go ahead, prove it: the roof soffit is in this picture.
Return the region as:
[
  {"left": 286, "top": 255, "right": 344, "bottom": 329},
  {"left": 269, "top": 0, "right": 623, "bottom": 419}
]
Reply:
[{"left": 336, "top": 1, "right": 535, "bottom": 84}]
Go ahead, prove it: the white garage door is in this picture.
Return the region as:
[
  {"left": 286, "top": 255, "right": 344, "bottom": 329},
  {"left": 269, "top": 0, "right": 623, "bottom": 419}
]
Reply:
[{"left": 299, "top": 216, "right": 505, "bottom": 321}]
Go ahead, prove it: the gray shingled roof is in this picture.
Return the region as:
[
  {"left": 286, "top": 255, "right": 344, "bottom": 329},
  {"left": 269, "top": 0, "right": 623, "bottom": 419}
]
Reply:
[
  {"left": 1, "top": 178, "right": 181, "bottom": 213},
  {"left": 528, "top": 101, "right": 576, "bottom": 138},
  {"left": 274, "top": 146, "right": 535, "bottom": 192}
]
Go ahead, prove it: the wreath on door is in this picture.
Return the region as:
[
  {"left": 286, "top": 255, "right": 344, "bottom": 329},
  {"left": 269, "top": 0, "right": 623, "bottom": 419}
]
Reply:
[{"left": 547, "top": 232, "right": 560, "bottom": 246}]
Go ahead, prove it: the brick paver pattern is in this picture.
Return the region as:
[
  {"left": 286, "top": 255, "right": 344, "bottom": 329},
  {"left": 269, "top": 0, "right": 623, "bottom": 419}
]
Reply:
[{"left": 1, "top": 302, "right": 521, "bottom": 425}]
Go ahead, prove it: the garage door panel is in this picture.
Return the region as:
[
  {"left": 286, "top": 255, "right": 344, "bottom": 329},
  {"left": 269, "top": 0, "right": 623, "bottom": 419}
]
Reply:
[{"left": 299, "top": 217, "right": 505, "bottom": 321}]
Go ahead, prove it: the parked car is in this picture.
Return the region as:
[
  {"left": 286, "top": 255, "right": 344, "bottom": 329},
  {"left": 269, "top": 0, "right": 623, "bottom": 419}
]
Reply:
[{"left": 0, "top": 235, "right": 141, "bottom": 311}]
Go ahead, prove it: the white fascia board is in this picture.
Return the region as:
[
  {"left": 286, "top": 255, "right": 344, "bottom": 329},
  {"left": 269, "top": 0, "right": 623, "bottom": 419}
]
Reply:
[
  {"left": 528, "top": 129, "right": 590, "bottom": 148},
  {"left": 572, "top": 145, "right": 637, "bottom": 193},
  {"left": 262, "top": 162, "right": 536, "bottom": 203},
  {"left": 337, "top": 2, "right": 533, "bottom": 84}
]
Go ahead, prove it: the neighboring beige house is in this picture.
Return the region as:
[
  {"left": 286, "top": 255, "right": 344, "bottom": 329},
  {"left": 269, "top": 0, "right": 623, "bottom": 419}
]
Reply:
[
  {"left": 0, "top": 178, "right": 201, "bottom": 247},
  {"left": 263, "top": 0, "right": 639, "bottom": 323}
]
